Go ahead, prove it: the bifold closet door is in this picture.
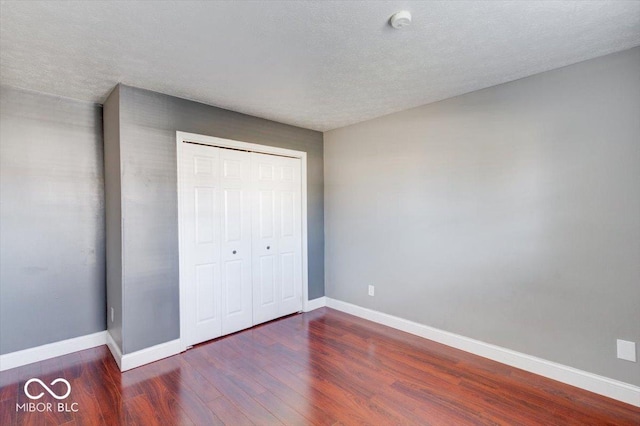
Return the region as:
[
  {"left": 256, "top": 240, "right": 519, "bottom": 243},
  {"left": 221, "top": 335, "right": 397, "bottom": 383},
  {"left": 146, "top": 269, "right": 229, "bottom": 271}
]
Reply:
[
  {"left": 181, "top": 144, "right": 253, "bottom": 345},
  {"left": 219, "top": 148, "right": 253, "bottom": 335},
  {"left": 180, "top": 143, "right": 222, "bottom": 346},
  {"left": 181, "top": 142, "right": 302, "bottom": 346},
  {"left": 251, "top": 152, "right": 303, "bottom": 325}
]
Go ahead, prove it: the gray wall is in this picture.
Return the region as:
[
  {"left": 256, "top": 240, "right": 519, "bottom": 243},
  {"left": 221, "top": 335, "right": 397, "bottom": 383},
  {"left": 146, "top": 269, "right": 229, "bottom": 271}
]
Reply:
[
  {"left": 114, "top": 85, "right": 324, "bottom": 354},
  {"left": 103, "top": 86, "right": 123, "bottom": 351},
  {"left": 324, "top": 47, "right": 640, "bottom": 385},
  {"left": 0, "top": 86, "right": 106, "bottom": 354}
]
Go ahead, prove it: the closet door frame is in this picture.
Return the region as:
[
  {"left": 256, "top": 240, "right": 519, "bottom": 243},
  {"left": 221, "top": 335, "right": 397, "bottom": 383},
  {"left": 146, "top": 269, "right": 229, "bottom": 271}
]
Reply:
[{"left": 176, "top": 131, "right": 309, "bottom": 352}]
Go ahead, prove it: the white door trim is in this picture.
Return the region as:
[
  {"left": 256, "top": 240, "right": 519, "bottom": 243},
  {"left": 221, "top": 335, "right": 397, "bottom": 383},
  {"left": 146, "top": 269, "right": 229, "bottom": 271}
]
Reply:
[{"left": 176, "top": 131, "right": 309, "bottom": 352}]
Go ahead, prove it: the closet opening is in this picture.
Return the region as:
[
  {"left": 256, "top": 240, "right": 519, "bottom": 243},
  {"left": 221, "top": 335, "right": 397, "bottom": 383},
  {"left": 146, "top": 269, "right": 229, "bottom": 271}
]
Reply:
[{"left": 176, "top": 131, "right": 309, "bottom": 350}]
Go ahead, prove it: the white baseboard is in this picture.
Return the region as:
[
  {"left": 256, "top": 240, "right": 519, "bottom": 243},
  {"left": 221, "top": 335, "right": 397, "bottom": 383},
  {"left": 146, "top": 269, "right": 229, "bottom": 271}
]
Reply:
[
  {"left": 303, "top": 296, "right": 327, "bottom": 312},
  {"left": 0, "top": 331, "right": 107, "bottom": 372},
  {"left": 105, "top": 331, "right": 123, "bottom": 371},
  {"left": 325, "top": 298, "right": 640, "bottom": 407},
  {"left": 115, "top": 338, "right": 183, "bottom": 372}
]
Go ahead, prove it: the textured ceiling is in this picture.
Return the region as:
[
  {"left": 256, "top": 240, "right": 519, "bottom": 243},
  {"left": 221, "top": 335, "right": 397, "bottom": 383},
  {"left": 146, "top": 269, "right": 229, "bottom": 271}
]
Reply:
[{"left": 1, "top": 1, "right": 639, "bottom": 131}]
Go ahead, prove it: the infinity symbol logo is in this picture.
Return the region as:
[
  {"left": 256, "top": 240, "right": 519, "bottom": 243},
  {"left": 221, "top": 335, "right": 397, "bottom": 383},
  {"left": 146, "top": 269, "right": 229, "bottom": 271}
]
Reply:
[{"left": 24, "top": 378, "right": 71, "bottom": 400}]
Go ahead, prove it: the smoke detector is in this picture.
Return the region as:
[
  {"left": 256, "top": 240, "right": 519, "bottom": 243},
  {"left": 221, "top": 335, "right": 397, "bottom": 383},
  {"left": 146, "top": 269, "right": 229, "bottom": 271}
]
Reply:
[{"left": 390, "top": 11, "right": 412, "bottom": 29}]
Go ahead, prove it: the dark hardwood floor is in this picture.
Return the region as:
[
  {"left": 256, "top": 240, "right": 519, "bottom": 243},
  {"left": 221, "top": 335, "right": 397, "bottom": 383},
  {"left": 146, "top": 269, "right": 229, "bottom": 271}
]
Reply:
[{"left": 1, "top": 307, "right": 638, "bottom": 425}]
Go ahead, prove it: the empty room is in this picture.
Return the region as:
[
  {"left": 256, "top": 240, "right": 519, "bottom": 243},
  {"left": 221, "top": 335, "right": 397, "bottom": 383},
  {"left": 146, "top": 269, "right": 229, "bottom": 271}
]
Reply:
[{"left": 1, "top": 1, "right": 639, "bottom": 424}]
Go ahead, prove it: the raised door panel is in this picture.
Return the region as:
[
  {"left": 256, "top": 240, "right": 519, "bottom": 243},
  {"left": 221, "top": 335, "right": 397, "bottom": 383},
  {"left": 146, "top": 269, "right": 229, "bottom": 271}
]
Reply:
[
  {"left": 195, "top": 263, "right": 217, "bottom": 322},
  {"left": 280, "top": 252, "right": 295, "bottom": 301},
  {"left": 259, "top": 255, "right": 276, "bottom": 305},
  {"left": 224, "top": 260, "right": 244, "bottom": 313},
  {"left": 259, "top": 190, "right": 276, "bottom": 239},
  {"left": 223, "top": 189, "right": 243, "bottom": 242},
  {"left": 195, "top": 187, "right": 215, "bottom": 244}
]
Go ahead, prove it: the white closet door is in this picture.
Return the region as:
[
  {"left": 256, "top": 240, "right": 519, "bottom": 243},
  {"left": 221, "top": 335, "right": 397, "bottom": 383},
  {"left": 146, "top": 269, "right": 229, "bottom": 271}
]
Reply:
[
  {"left": 276, "top": 156, "right": 303, "bottom": 316},
  {"left": 251, "top": 154, "right": 278, "bottom": 324},
  {"left": 252, "top": 153, "right": 303, "bottom": 324},
  {"left": 219, "top": 149, "right": 253, "bottom": 335},
  {"left": 180, "top": 143, "right": 222, "bottom": 346}
]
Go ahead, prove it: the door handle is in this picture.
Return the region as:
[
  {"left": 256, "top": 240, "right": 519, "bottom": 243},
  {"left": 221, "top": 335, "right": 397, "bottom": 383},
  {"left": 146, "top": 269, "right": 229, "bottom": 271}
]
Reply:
[
  {"left": 267, "top": 246, "right": 270, "bottom": 250},
  {"left": 232, "top": 250, "right": 237, "bottom": 254}
]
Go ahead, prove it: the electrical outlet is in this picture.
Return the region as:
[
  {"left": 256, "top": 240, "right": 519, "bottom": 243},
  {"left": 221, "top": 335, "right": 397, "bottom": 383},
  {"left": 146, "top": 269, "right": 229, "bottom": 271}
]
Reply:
[
  {"left": 111, "top": 307, "right": 115, "bottom": 323},
  {"left": 368, "top": 285, "right": 375, "bottom": 296},
  {"left": 617, "top": 339, "right": 636, "bottom": 362}
]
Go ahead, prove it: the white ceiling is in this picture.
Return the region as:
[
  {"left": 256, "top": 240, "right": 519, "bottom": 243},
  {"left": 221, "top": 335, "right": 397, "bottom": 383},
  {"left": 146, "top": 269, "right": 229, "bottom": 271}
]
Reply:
[{"left": 1, "top": 1, "right": 639, "bottom": 131}]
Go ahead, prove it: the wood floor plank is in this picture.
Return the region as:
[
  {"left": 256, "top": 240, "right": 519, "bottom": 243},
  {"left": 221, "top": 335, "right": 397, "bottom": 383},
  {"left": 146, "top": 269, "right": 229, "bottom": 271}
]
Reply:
[
  {"left": 2, "top": 307, "right": 638, "bottom": 425},
  {"left": 243, "top": 364, "right": 338, "bottom": 426},
  {"left": 0, "top": 368, "right": 19, "bottom": 403},
  {"left": 155, "top": 366, "right": 225, "bottom": 425},
  {"left": 207, "top": 396, "right": 256, "bottom": 426},
  {"left": 263, "top": 363, "right": 371, "bottom": 425},
  {"left": 0, "top": 398, "right": 17, "bottom": 426},
  {"left": 174, "top": 357, "right": 223, "bottom": 402},
  {"left": 253, "top": 390, "right": 314, "bottom": 425}
]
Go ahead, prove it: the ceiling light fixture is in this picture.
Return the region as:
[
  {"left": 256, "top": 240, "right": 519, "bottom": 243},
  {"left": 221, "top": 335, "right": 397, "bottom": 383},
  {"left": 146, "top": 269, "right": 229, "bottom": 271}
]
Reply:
[{"left": 389, "top": 11, "right": 412, "bottom": 29}]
